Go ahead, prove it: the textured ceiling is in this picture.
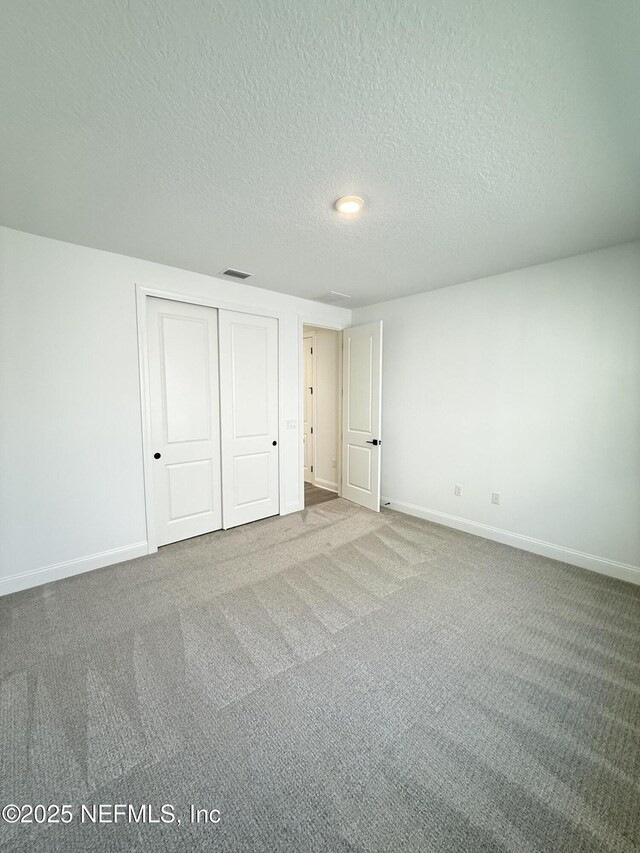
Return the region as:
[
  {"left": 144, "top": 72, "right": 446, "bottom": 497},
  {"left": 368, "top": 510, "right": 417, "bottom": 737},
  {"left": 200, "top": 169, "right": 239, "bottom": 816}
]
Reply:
[{"left": 1, "top": 0, "right": 639, "bottom": 307}]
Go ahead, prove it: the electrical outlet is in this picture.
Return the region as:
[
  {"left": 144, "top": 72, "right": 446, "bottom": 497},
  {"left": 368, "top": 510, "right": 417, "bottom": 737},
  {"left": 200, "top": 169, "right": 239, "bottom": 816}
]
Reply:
[
  {"left": 454, "top": 484, "right": 463, "bottom": 496},
  {"left": 491, "top": 492, "right": 500, "bottom": 505}
]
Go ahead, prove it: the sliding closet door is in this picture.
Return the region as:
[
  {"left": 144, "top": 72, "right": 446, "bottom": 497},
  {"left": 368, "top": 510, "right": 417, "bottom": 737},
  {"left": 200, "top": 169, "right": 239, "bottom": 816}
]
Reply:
[
  {"left": 219, "top": 311, "right": 279, "bottom": 529},
  {"left": 147, "top": 298, "right": 222, "bottom": 545}
]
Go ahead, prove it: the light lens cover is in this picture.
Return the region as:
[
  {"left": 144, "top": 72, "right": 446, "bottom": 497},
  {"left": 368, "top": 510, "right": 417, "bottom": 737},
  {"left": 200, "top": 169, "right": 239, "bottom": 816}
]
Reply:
[{"left": 335, "top": 195, "right": 364, "bottom": 214}]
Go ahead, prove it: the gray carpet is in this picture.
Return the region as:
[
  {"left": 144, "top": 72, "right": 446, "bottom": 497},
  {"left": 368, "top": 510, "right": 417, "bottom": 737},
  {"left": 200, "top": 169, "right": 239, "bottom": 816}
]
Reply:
[{"left": 1, "top": 499, "right": 639, "bottom": 853}]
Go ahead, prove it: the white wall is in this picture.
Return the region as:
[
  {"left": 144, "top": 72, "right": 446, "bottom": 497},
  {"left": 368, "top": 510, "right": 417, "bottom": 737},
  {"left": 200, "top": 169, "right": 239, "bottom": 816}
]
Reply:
[
  {"left": 304, "top": 326, "right": 341, "bottom": 491},
  {"left": 0, "top": 227, "right": 351, "bottom": 594},
  {"left": 354, "top": 242, "right": 640, "bottom": 583}
]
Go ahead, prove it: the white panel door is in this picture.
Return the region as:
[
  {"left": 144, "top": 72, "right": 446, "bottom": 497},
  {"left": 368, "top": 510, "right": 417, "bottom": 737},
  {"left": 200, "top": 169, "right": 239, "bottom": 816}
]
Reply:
[
  {"left": 303, "top": 334, "right": 315, "bottom": 484},
  {"left": 219, "top": 311, "right": 279, "bottom": 528},
  {"left": 341, "top": 321, "right": 383, "bottom": 511},
  {"left": 147, "top": 298, "right": 222, "bottom": 546}
]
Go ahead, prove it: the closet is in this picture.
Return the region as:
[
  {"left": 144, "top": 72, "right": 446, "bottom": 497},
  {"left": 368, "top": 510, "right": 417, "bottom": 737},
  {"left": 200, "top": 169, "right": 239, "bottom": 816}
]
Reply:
[{"left": 146, "top": 297, "right": 279, "bottom": 545}]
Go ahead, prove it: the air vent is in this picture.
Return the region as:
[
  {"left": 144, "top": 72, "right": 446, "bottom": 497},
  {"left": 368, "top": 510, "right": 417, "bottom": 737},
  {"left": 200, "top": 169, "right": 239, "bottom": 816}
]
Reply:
[
  {"left": 313, "top": 290, "right": 352, "bottom": 304},
  {"left": 221, "top": 268, "right": 253, "bottom": 280}
]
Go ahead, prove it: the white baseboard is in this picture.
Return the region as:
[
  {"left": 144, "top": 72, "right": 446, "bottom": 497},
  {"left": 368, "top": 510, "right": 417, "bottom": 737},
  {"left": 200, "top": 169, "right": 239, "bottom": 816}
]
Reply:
[
  {"left": 381, "top": 497, "right": 640, "bottom": 586},
  {"left": 0, "top": 542, "right": 149, "bottom": 597},
  {"left": 314, "top": 479, "right": 338, "bottom": 493}
]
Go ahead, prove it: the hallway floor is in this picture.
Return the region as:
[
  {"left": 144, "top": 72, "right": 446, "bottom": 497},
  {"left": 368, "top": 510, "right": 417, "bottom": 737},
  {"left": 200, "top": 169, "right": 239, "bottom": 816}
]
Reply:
[{"left": 304, "top": 481, "right": 339, "bottom": 507}]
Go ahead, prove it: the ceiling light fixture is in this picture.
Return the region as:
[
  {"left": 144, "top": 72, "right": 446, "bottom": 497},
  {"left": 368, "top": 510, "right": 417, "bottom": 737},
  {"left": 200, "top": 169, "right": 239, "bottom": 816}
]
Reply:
[{"left": 334, "top": 195, "right": 365, "bottom": 215}]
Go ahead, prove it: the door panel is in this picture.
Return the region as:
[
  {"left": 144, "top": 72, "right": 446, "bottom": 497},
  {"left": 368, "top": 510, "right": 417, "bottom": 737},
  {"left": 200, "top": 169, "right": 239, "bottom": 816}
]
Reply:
[
  {"left": 162, "top": 316, "right": 212, "bottom": 443},
  {"left": 230, "top": 323, "right": 270, "bottom": 437},
  {"left": 147, "top": 298, "right": 222, "bottom": 545},
  {"left": 219, "top": 311, "right": 279, "bottom": 528},
  {"left": 341, "top": 321, "right": 383, "bottom": 511},
  {"left": 167, "top": 460, "right": 214, "bottom": 519},
  {"left": 346, "top": 334, "right": 373, "bottom": 433},
  {"left": 346, "top": 444, "right": 372, "bottom": 492},
  {"left": 234, "top": 452, "right": 271, "bottom": 505}
]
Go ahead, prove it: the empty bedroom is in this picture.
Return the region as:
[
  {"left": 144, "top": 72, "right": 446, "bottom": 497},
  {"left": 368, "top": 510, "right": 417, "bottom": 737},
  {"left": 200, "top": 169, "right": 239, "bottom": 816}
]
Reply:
[{"left": 0, "top": 1, "right": 639, "bottom": 852}]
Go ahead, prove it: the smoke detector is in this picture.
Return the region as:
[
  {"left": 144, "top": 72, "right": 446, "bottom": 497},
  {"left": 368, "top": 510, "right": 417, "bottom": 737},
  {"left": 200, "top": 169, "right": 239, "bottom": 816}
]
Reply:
[{"left": 313, "top": 291, "right": 352, "bottom": 304}]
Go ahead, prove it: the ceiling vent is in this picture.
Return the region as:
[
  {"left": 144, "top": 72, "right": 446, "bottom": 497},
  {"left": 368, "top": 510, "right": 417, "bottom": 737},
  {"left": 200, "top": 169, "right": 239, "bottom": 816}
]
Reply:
[
  {"left": 313, "top": 290, "right": 352, "bottom": 304},
  {"left": 221, "top": 268, "right": 253, "bottom": 280}
]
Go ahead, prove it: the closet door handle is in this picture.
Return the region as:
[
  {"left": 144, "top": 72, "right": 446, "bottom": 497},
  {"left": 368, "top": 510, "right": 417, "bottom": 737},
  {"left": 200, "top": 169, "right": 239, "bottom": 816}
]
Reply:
[
  {"left": 153, "top": 452, "right": 162, "bottom": 459},
  {"left": 365, "top": 439, "right": 380, "bottom": 446},
  {"left": 272, "top": 440, "right": 277, "bottom": 446}
]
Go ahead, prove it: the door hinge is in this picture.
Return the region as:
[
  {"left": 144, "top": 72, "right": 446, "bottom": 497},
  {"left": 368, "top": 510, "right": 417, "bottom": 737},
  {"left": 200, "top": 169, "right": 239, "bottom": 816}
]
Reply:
[
  {"left": 310, "top": 387, "right": 313, "bottom": 395},
  {"left": 311, "top": 347, "right": 313, "bottom": 354},
  {"left": 311, "top": 465, "right": 314, "bottom": 473},
  {"left": 310, "top": 427, "right": 313, "bottom": 434}
]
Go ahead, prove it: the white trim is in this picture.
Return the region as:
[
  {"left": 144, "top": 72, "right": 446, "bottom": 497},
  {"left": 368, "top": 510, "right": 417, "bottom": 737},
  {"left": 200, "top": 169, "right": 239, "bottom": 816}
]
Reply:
[
  {"left": 381, "top": 497, "right": 640, "bottom": 586},
  {"left": 0, "top": 542, "right": 149, "bottom": 597},
  {"left": 314, "top": 478, "right": 338, "bottom": 492},
  {"left": 135, "top": 286, "right": 158, "bottom": 554},
  {"left": 136, "top": 285, "right": 287, "bottom": 319},
  {"left": 298, "top": 315, "right": 347, "bottom": 508},
  {"left": 297, "top": 315, "right": 351, "bottom": 331},
  {"left": 283, "top": 500, "right": 302, "bottom": 513},
  {"left": 303, "top": 330, "right": 317, "bottom": 485},
  {"left": 276, "top": 313, "right": 287, "bottom": 519},
  {"left": 136, "top": 284, "right": 288, "bottom": 548}
]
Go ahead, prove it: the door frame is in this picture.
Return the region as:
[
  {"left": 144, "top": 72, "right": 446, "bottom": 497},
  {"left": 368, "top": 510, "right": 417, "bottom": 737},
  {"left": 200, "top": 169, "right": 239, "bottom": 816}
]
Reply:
[
  {"left": 297, "top": 315, "right": 348, "bottom": 506},
  {"left": 302, "top": 330, "right": 316, "bottom": 485},
  {"left": 136, "top": 284, "right": 286, "bottom": 554}
]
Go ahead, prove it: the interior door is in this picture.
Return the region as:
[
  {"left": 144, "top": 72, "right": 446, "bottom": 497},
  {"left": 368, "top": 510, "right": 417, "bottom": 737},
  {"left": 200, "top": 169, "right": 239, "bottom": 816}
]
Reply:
[
  {"left": 303, "top": 334, "right": 315, "bottom": 483},
  {"left": 147, "top": 297, "right": 222, "bottom": 546},
  {"left": 219, "top": 310, "right": 280, "bottom": 528},
  {"left": 341, "top": 321, "right": 383, "bottom": 511}
]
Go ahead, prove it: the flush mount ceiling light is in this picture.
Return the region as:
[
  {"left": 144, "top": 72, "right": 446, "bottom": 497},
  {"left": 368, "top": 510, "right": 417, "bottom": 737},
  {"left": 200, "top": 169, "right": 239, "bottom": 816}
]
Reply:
[{"left": 334, "top": 195, "right": 365, "bottom": 215}]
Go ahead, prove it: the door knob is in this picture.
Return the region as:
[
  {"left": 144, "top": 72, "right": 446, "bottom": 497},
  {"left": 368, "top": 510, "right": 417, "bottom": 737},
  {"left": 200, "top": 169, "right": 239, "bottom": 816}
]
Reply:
[
  {"left": 366, "top": 439, "right": 380, "bottom": 446},
  {"left": 153, "top": 452, "right": 161, "bottom": 459},
  {"left": 272, "top": 440, "right": 277, "bottom": 446}
]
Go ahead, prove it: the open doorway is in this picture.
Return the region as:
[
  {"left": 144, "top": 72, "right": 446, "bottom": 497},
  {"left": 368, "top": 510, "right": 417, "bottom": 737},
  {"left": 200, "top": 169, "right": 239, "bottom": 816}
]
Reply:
[{"left": 303, "top": 325, "right": 341, "bottom": 508}]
